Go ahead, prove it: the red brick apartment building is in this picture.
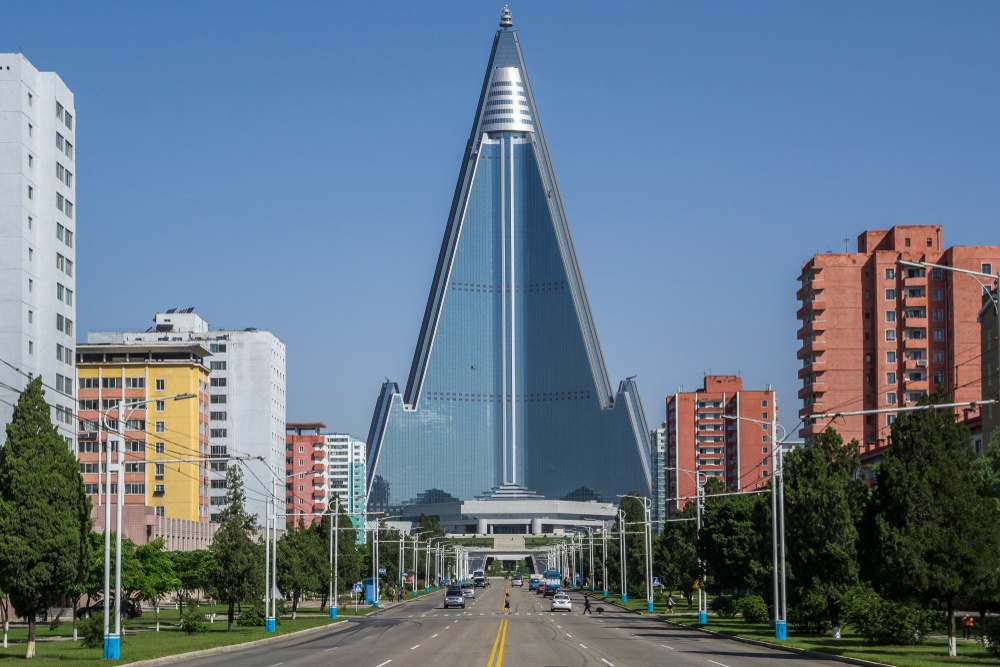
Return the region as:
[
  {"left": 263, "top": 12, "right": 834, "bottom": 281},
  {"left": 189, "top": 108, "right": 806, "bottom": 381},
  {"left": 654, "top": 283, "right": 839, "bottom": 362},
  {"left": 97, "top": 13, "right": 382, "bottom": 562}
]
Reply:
[
  {"left": 286, "top": 422, "right": 328, "bottom": 524},
  {"left": 666, "top": 375, "right": 776, "bottom": 515},
  {"left": 797, "top": 225, "right": 1000, "bottom": 463}
]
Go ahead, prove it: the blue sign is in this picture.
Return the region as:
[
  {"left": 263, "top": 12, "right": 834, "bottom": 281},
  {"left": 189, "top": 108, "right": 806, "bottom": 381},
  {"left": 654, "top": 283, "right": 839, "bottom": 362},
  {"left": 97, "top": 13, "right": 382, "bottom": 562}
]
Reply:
[
  {"left": 352, "top": 583, "right": 363, "bottom": 594},
  {"left": 652, "top": 577, "right": 662, "bottom": 587},
  {"left": 378, "top": 568, "right": 387, "bottom": 575}
]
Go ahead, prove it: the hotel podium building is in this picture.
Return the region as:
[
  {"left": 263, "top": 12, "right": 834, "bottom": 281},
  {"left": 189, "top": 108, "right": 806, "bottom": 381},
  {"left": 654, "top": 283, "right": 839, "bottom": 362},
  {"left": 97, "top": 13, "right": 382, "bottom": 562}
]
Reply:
[{"left": 366, "top": 9, "right": 652, "bottom": 520}]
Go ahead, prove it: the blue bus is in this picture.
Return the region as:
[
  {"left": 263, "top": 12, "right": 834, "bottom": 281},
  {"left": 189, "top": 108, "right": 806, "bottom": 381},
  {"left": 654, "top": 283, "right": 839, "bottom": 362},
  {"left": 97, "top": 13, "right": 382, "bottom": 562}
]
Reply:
[{"left": 543, "top": 569, "right": 560, "bottom": 594}]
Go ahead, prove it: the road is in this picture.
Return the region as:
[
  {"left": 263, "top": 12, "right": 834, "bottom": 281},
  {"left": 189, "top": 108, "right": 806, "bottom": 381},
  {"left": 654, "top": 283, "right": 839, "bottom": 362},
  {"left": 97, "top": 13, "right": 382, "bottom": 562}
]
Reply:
[{"left": 173, "top": 581, "right": 848, "bottom": 667}]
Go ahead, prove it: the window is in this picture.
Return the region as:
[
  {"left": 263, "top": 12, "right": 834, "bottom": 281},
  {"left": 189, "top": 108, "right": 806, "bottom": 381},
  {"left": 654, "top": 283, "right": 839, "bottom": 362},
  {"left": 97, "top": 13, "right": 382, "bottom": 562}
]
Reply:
[
  {"left": 64, "top": 200, "right": 73, "bottom": 218},
  {"left": 886, "top": 372, "right": 896, "bottom": 384},
  {"left": 27, "top": 154, "right": 32, "bottom": 168},
  {"left": 27, "top": 92, "right": 32, "bottom": 106},
  {"left": 28, "top": 341, "right": 34, "bottom": 355},
  {"left": 154, "top": 421, "right": 165, "bottom": 433},
  {"left": 885, "top": 311, "right": 896, "bottom": 322},
  {"left": 905, "top": 237, "right": 911, "bottom": 247},
  {"left": 210, "top": 361, "right": 227, "bottom": 371},
  {"left": 155, "top": 506, "right": 165, "bottom": 517},
  {"left": 931, "top": 268, "right": 943, "bottom": 280},
  {"left": 154, "top": 400, "right": 165, "bottom": 412},
  {"left": 210, "top": 394, "right": 227, "bottom": 404},
  {"left": 885, "top": 330, "right": 896, "bottom": 341},
  {"left": 298, "top": 446, "right": 304, "bottom": 452},
  {"left": 79, "top": 377, "right": 99, "bottom": 389},
  {"left": 27, "top": 124, "right": 32, "bottom": 137},
  {"left": 932, "top": 288, "right": 943, "bottom": 301},
  {"left": 209, "top": 343, "right": 227, "bottom": 353},
  {"left": 933, "top": 350, "right": 944, "bottom": 364},
  {"left": 124, "top": 440, "right": 144, "bottom": 452},
  {"left": 210, "top": 411, "right": 227, "bottom": 421},
  {"left": 124, "top": 462, "right": 145, "bottom": 473},
  {"left": 64, "top": 229, "right": 73, "bottom": 248},
  {"left": 864, "top": 291, "right": 871, "bottom": 301},
  {"left": 154, "top": 463, "right": 165, "bottom": 479},
  {"left": 56, "top": 102, "right": 63, "bottom": 121},
  {"left": 27, "top": 186, "right": 33, "bottom": 200},
  {"left": 933, "top": 329, "right": 944, "bottom": 342},
  {"left": 885, "top": 289, "right": 896, "bottom": 300},
  {"left": 56, "top": 163, "right": 64, "bottom": 181},
  {"left": 885, "top": 268, "right": 895, "bottom": 280},
  {"left": 932, "top": 309, "right": 943, "bottom": 322},
  {"left": 886, "top": 351, "right": 896, "bottom": 363},
  {"left": 28, "top": 310, "right": 33, "bottom": 323},
  {"left": 211, "top": 429, "right": 228, "bottom": 438},
  {"left": 886, "top": 392, "right": 897, "bottom": 405},
  {"left": 983, "top": 263, "right": 993, "bottom": 275},
  {"left": 65, "top": 171, "right": 72, "bottom": 188},
  {"left": 210, "top": 377, "right": 227, "bottom": 387},
  {"left": 887, "top": 414, "right": 896, "bottom": 425},
  {"left": 153, "top": 485, "right": 165, "bottom": 496},
  {"left": 762, "top": 412, "right": 768, "bottom": 420},
  {"left": 125, "top": 377, "right": 145, "bottom": 389},
  {"left": 155, "top": 379, "right": 165, "bottom": 391},
  {"left": 56, "top": 133, "right": 64, "bottom": 150},
  {"left": 761, "top": 399, "right": 768, "bottom": 407},
  {"left": 154, "top": 442, "right": 165, "bottom": 454},
  {"left": 64, "top": 141, "right": 73, "bottom": 160},
  {"left": 65, "top": 258, "right": 73, "bottom": 277},
  {"left": 933, "top": 371, "right": 944, "bottom": 384}
]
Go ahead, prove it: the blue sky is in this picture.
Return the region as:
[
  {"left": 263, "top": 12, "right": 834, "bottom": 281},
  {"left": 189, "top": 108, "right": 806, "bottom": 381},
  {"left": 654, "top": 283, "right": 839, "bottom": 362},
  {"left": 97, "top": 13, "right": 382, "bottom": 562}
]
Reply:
[{"left": 5, "top": 2, "right": 999, "bottom": 441}]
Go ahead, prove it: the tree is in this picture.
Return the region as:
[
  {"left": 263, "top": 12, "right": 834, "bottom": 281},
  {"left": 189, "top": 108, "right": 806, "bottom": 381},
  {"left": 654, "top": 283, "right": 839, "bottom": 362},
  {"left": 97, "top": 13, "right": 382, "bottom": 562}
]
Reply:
[
  {"left": 276, "top": 519, "right": 326, "bottom": 618},
  {"left": 969, "top": 430, "right": 1000, "bottom": 620},
  {"left": 171, "top": 549, "right": 214, "bottom": 609},
  {"left": 135, "top": 539, "right": 181, "bottom": 631},
  {"left": 656, "top": 503, "right": 698, "bottom": 603},
  {"left": 316, "top": 508, "right": 359, "bottom": 608},
  {"left": 869, "top": 395, "right": 1000, "bottom": 657},
  {"left": 784, "top": 428, "right": 866, "bottom": 634},
  {"left": 210, "top": 465, "right": 264, "bottom": 631},
  {"left": 698, "top": 488, "right": 771, "bottom": 595},
  {"left": 0, "top": 378, "right": 92, "bottom": 659}
]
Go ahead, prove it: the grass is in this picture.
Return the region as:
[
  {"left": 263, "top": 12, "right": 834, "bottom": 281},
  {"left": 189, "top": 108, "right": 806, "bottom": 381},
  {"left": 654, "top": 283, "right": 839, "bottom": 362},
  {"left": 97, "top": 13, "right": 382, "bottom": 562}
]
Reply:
[
  {"left": 669, "top": 615, "right": 997, "bottom": 667},
  {"left": 0, "top": 600, "right": 388, "bottom": 666}
]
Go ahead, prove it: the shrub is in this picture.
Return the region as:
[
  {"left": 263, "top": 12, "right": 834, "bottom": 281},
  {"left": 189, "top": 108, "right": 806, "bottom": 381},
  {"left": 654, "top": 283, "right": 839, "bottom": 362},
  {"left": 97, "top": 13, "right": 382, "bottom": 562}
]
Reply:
[
  {"left": 79, "top": 612, "right": 104, "bottom": 649},
  {"left": 48, "top": 613, "right": 62, "bottom": 631},
  {"left": 738, "top": 595, "right": 769, "bottom": 624},
  {"left": 842, "top": 587, "right": 937, "bottom": 645},
  {"left": 982, "top": 617, "right": 1000, "bottom": 656},
  {"left": 237, "top": 606, "right": 265, "bottom": 627},
  {"left": 710, "top": 594, "right": 741, "bottom": 619},
  {"left": 789, "top": 591, "right": 830, "bottom": 635},
  {"left": 180, "top": 616, "right": 209, "bottom": 635}
]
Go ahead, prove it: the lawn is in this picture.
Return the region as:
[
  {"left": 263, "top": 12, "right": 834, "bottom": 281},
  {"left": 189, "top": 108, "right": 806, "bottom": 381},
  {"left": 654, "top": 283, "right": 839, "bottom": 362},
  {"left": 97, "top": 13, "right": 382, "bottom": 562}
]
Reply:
[
  {"left": 669, "top": 615, "right": 997, "bottom": 667},
  {"left": 0, "top": 601, "right": 384, "bottom": 666}
]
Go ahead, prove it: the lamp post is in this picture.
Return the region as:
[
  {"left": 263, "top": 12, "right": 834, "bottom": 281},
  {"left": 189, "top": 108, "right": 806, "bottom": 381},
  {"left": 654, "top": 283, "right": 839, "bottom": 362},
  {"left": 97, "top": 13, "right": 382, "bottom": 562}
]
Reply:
[
  {"left": 588, "top": 529, "right": 594, "bottom": 592},
  {"left": 328, "top": 498, "right": 340, "bottom": 618},
  {"left": 620, "top": 495, "right": 654, "bottom": 612},
  {"left": 411, "top": 532, "right": 426, "bottom": 597},
  {"left": 602, "top": 525, "right": 608, "bottom": 597},
  {"left": 618, "top": 508, "right": 627, "bottom": 602},
  {"left": 101, "top": 392, "right": 195, "bottom": 660}
]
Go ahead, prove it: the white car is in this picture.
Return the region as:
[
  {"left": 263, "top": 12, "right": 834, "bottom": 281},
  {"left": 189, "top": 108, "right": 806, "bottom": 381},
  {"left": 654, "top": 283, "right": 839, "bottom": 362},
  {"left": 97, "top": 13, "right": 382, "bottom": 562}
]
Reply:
[{"left": 550, "top": 591, "right": 572, "bottom": 612}]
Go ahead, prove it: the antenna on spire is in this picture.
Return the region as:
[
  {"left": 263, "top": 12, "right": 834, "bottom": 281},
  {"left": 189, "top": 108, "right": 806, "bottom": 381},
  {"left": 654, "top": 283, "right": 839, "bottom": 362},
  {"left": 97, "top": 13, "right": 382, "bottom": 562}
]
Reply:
[{"left": 500, "top": 5, "right": 513, "bottom": 28}]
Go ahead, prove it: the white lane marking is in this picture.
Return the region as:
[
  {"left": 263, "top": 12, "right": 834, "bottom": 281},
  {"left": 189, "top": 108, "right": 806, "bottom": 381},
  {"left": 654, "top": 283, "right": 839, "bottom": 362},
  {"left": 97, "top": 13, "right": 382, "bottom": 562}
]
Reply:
[
  {"left": 410, "top": 645, "right": 420, "bottom": 650},
  {"left": 660, "top": 644, "right": 675, "bottom": 650},
  {"left": 267, "top": 663, "right": 284, "bottom": 667},
  {"left": 708, "top": 661, "right": 731, "bottom": 667},
  {"left": 580, "top": 644, "right": 588, "bottom": 649},
  {"left": 375, "top": 661, "right": 393, "bottom": 667},
  {"left": 445, "top": 626, "right": 450, "bottom": 630},
  {"left": 431, "top": 633, "right": 438, "bottom": 638},
  {"left": 323, "top": 647, "right": 337, "bottom": 651},
  {"left": 601, "top": 660, "right": 615, "bottom": 667},
  {"left": 566, "top": 633, "right": 572, "bottom": 638}
]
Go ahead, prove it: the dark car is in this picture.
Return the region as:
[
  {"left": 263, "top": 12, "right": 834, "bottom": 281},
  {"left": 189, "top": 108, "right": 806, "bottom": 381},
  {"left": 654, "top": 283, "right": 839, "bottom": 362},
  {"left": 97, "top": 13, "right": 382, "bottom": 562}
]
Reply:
[
  {"left": 76, "top": 598, "right": 141, "bottom": 620},
  {"left": 537, "top": 583, "right": 547, "bottom": 595}
]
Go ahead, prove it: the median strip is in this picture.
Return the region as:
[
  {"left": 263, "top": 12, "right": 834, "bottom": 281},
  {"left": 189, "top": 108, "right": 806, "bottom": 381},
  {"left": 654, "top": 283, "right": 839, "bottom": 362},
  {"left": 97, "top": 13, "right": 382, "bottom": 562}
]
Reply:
[{"left": 485, "top": 618, "right": 508, "bottom": 667}]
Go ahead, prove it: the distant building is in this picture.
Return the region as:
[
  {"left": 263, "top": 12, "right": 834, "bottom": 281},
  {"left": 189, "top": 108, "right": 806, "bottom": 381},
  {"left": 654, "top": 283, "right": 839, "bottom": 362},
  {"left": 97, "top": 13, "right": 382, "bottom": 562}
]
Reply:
[
  {"left": 88, "top": 309, "right": 286, "bottom": 524},
  {"left": 76, "top": 343, "right": 211, "bottom": 537},
  {"left": 0, "top": 53, "right": 77, "bottom": 446},
  {"left": 650, "top": 425, "right": 667, "bottom": 532},
  {"left": 797, "top": 225, "right": 1000, "bottom": 463},
  {"left": 326, "top": 432, "right": 366, "bottom": 526},
  {"left": 665, "top": 375, "right": 776, "bottom": 516},
  {"left": 286, "top": 423, "right": 327, "bottom": 524},
  {"left": 982, "top": 288, "right": 999, "bottom": 448}
]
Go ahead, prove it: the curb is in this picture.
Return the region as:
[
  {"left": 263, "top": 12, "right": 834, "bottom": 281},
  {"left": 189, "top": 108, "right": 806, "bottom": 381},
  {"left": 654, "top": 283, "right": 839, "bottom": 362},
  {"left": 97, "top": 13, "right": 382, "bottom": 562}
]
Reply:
[
  {"left": 661, "top": 620, "right": 893, "bottom": 667},
  {"left": 120, "top": 620, "right": 352, "bottom": 667}
]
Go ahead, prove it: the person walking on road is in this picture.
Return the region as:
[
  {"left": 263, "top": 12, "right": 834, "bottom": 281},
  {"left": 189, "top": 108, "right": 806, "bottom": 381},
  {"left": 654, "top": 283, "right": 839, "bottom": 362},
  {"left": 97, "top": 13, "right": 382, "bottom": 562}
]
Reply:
[
  {"left": 667, "top": 595, "right": 675, "bottom": 614},
  {"left": 583, "top": 596, "right": 593, "bottom": 615}
]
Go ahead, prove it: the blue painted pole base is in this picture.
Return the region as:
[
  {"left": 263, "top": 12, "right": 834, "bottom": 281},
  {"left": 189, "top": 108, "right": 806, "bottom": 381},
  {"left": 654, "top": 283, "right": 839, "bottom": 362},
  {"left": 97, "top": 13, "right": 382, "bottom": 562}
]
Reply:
[
  {"left": 103, "top": 634, "right": 120, "bottom": 660},
  {"left": 412, "top": 590, "right": 417, "bottom": 598},
  {"left": 590, "top": 585, "right": 594, "bottom": 592},
  {"left": 329, "top": 607, "right": 337, "bottom": 619},
  {"left": 425, "top": 586, "right": 429, "bottom": 593},
  {"left": 621, "top": 593, "right": 628, "bottom": 602},
  {"left": 373, "top": 600, "right": 380, "bottom": 608},
  {"left": 434, "top": 585, "right": 439, "bottom": 590},
  {"left": 698, "top": 611, "right": 707, "bottom": 625},
  {"left": 775, "top": 620, "right": 787, "bottom": 640},
  {"left": 265, "top": 617, "right": 276, "bottom": 632},
  {"left": 646, "top": 601, "right": 654, "bottom": 612},
  {"left": 603, "top": 589, "right": 608, "bottom": 597}
]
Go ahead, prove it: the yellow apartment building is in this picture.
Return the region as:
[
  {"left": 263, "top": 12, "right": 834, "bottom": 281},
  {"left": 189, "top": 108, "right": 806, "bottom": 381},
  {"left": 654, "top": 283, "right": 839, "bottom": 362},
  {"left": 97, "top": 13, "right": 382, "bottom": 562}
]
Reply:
[{"left": 76, "top": 343, "right": 210, "bottom": 527}]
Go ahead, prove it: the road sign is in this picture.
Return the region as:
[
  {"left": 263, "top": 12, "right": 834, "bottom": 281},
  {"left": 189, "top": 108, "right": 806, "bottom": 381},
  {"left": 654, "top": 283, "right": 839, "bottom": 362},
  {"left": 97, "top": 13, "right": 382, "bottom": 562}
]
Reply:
[
  {"left": 378, "top": 568, "right": 387, "bottom": 575},
  {"left": 693, "top": 578, "right": 703, "bottom": 589},
  {"left": 652, "top": 577, "right": 662, "bottom": 587},
  {"left": 352, "top": 583, "right": 363, "bottom": 594}
]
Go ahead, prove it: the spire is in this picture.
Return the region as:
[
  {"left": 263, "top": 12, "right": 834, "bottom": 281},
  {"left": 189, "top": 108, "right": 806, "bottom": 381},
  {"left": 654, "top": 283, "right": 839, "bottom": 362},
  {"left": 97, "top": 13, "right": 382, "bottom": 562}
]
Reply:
[{"left": 499, "top": 5, "right": 513, "bottom": 29}]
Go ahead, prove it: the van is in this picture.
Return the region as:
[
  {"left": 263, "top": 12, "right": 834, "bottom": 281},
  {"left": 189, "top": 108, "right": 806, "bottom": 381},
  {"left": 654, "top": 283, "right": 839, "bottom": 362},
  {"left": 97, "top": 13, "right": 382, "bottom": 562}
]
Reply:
[{"left": 528, "top": 575, "right": 542, "bottom": 591}]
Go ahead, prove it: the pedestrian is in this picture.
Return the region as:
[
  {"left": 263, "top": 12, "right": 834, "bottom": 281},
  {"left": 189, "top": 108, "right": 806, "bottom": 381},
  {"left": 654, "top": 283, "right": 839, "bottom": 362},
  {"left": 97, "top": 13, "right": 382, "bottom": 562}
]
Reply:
[
  {"left": 968, "top": 615, "right": 976, "bottom": 640},
  {"left": 961, "top": 614, "right": 970, "bottom": 639},
  {"left": 583, "top": 596, "right": 592, "bottom": 615},
  {"left": 667, "top": 595, "right": 675, "bottom": 614}
]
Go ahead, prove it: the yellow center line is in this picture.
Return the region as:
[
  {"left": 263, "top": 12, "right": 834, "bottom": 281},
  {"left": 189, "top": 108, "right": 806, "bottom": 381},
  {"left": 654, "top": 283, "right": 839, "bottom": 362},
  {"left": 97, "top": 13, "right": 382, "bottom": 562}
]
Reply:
[
  {"left": 496, "top": 617, "right": 508, "bottom": 667},
  {"left": 485, "top": 618, "right": 506, "bottom": 667}
]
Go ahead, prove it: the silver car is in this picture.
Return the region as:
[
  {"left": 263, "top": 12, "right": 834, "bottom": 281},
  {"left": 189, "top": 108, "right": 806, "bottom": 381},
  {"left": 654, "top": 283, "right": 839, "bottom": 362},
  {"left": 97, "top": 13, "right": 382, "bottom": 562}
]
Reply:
[
  {"left": 444, "top": 588, "right": 465, "bottom": 609},
  {"left": 461, "top": 582, "right": 476, "bottom": 599}
]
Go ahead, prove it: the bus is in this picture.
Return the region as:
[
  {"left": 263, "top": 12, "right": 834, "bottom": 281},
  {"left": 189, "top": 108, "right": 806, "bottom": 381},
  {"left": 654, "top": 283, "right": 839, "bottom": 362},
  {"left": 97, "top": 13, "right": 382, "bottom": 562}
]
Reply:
[{"left": 543, "top": 569, "right": 560, "bottom": 595}]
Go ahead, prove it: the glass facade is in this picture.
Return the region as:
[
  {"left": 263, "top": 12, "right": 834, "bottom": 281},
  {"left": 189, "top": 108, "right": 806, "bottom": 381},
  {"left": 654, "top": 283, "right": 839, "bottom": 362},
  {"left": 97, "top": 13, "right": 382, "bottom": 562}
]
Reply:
[{"left": 366, "top": 27, "right": 651, "bottom": 512}]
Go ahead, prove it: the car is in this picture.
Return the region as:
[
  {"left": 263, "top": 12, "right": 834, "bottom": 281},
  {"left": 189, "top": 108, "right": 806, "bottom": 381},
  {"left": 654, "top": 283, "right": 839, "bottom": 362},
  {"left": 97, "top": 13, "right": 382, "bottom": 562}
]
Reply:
[
  {"left": 76, "top": 598, "right": 140, "bottom": 620},
  {"left": 511, "top": 577, "right": 522, "bottom": 587},
  {"left": 444, "top": 588, "right": 465, "bottom": 609},
  {"left": 461, "top": 582, "right": 476, "bottom": 599},
  {"left": 536, "top": 583, "right": 547, "bottom": 595},
  {"left": 528, "top": 575, "right": 541, "bottom": 591},
  {"left": 473, "top": 576, "right": 487, "bottom": 588},
  {"left": 550, "top": 591, "right": 572, "bottom": 612}
]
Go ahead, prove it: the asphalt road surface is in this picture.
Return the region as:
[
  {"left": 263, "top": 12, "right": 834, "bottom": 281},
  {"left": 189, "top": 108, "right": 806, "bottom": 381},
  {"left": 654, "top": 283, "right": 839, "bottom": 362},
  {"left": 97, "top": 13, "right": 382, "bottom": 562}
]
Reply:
[{"left": 171, "top": 581, "right": 849, "bottom": 666}]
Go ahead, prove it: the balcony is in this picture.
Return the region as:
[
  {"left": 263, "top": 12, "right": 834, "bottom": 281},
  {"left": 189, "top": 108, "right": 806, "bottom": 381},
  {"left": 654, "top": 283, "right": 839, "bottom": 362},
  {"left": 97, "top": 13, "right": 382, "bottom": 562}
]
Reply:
[
  {"left": 796, "top": 299, "right": 827, "bottom": 320},
  {"left": 797, "top": 339, "right": 827, "bottom": 358},
  {"left": 902, "top": 291, "right": 927, "bottom": 307},
  {"left": 903, "top": 336, "right": 927, "bottom": 350},
  {"left": 312, "top": 462, "right": 325, "bottom": 472},
  {"left": 798, "top": 382, "right": 826, "bottom": 400},
  {"left": 796, "top": 279, "right": 825, "bottom": 301},
  {"left": 797, "top": 360, "right": 826, "bottom": 380},
  {"left": 905, "top": 378, "right": 929, "bottom": 392},
  {"left": 902, "top": 274, "right": 926, "bottom": 287}
]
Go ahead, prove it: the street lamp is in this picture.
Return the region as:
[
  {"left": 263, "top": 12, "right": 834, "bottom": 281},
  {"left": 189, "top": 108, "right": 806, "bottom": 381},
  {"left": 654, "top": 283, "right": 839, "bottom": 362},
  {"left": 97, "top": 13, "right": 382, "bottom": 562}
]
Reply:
[
  {"left": 619, "top": 495, "right": 654, "bottom": 612},
  {"left": 617, "top": 508, "right": 627, "bottom": 602},
  {"left": 410, "top": 531, "right": 427, "bottom": 597},
  {"left": 602, "top": 524, "right": 608, "bottom": 597},
  {"left": 101, "top": 392, "right": 196, "bottom": 660}
]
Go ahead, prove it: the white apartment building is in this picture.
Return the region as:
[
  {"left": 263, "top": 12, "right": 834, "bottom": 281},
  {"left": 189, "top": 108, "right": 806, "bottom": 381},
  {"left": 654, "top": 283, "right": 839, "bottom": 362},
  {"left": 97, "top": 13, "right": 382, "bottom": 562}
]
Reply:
[
  {"left": 327, "top": 433, "right": 366, "bottom": 518},
  {"left": 88, "top": 309, "right": 286, "bottom": 524},
  {"left": 0, "top": 54, "right": 76, "bottom": 444}
]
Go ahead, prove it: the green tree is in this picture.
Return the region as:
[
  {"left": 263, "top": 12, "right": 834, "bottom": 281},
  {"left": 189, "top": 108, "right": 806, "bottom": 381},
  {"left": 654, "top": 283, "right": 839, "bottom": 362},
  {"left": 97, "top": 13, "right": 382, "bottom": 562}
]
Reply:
[
  {"left": 277, "top": 519, "right": 327, "bottom": 618},
  {"left": 135, "top": 539, "right": 181, "bottom": 631},
  {"left": 784, "top": 428, "right": 866, "bottom": 634},
  {"left": 210, "top": 465, "right": 264, "bottom": 631},
  {"left": 698, "top": 488, "right": 771, "bottom": 595},
  {"left": 969, "top": 430, "right": 1000, "bottom": 619},
  {"left": 171, "top": 549, "right": 214, "bottom": 609},
  {"left": 0, "top": 377, "right": 92, "bottom": 659},
  {"left": 656, "top": 502, "right": 698, "bottom": 604},
  {"left": 870, "top": 395, "right": 1000, "bottom": 657}
]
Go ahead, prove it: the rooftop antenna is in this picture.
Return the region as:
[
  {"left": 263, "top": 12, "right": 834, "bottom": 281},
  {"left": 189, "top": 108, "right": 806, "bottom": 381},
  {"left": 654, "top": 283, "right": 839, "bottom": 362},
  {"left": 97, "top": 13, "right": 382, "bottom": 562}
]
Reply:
[
  {"left": 500, "top": 5, "right": 513, "bottom": 28},
  {"left": 844, "top": 237, "right": 850, "bottom": 252}
]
